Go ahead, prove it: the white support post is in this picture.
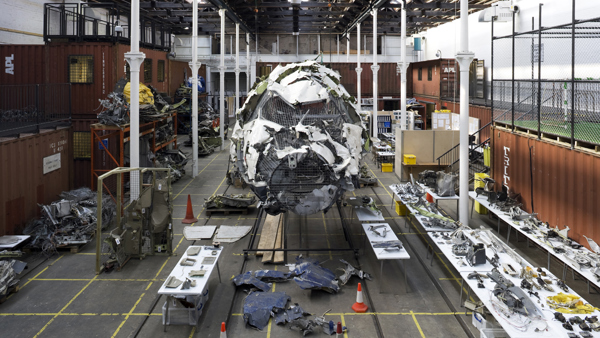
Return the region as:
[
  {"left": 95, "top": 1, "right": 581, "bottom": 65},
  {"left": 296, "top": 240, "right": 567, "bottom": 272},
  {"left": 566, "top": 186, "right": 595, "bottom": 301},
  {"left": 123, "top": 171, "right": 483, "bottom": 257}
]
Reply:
[
  {"left": 219, "top": 9, "right": 226, "bottom": 151},
  {"left": 277, "top": 34, "right": 280, "bottom": 55},
  {"left": 456, "top": 0, "right": 475, "bottom": 226},
  {"left": 246, "top": 32, "right": 250, "bottom": 96},
  {"left": 400, "top": 1, "right": 409, "bottom": 131},
  {"left": 371, "top": 9, "right": 379, "bottom": 139},
  {"left": 189, "top": 0, "right": 199, "bottom": 177},
  {"left": 346, "top": 32, "right": 350, "bottom": 62},
  {"left": 125, "top": 0, "right": 145, "bottom": 199},
  {"left": 356, "top": 24, "right": 362, "bottom": 112},
  {"left": 235, "top": 23, "right": 240, "bottom": 115},
  {"left": 318, "top": 34, "right": 321, "bottom": 54},
  {"left": 337, "top": 35, "right": 340, "bottom": 62}
]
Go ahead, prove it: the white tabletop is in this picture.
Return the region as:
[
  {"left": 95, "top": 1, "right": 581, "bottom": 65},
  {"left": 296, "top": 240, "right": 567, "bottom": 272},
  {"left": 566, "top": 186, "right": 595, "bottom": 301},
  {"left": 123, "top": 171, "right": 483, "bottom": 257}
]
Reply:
[
  {"left": 469, "top": 191, "right": 600, "bottom": 290},
  {"left": 355, "top": 206, "right": 386, "bottom": 222},
  {"left": 417, "top": 182, "right": 459, "bottom": 201},
  {"left": 376, "top": 151, "right": 395, "bottom": 156},
  {"left": 362, "top": 223, "right": 410, "bottom": 260},
  {"left": 374, "top": 144, "right": 392, "bottom": 150},
  {"left": 158, "top": 245, "right": 222, "bottom": 296}
]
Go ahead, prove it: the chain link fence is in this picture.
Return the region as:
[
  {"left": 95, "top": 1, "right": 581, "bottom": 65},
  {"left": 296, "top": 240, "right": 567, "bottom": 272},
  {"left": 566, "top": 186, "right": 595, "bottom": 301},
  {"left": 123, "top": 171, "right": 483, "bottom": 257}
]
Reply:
[{"left": 492, "top": 7, "right": 600, "bottom": 148}]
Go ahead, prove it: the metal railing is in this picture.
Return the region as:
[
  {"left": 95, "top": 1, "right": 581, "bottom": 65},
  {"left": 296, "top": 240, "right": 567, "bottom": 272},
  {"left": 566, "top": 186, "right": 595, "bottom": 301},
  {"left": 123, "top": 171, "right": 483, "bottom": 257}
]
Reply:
[
  {"left": 0, "top": 84, "right": 71, "bottom": 137},
  {"left": 44, "top": 3, "right": 171, "bottom": 50},
  {"left": 492, "top": 4, "right": 600, "bottom": 148}
]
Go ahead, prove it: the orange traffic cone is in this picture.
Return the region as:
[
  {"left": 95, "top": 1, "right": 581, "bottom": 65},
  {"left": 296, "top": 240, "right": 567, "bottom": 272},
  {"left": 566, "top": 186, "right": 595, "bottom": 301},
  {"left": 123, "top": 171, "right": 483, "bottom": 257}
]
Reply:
[
  {"left": 220, "top": 322, "right": 227, "bottom": 338},
  {"left": 182, "top": 194, "right": 198, "bottom": 224},
  {"left": 351, "top": 283, "right": 368, "bottom": 313},
  {"left": 336, "top": 322, "right": 343, "bottom": 337}
]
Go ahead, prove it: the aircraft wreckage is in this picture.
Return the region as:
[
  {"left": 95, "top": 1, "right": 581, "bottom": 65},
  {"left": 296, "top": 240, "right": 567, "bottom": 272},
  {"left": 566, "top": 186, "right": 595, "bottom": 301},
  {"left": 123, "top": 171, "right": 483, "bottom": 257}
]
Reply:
[{"left": 230, "top": 61, "right": 368, "bottom": 215}]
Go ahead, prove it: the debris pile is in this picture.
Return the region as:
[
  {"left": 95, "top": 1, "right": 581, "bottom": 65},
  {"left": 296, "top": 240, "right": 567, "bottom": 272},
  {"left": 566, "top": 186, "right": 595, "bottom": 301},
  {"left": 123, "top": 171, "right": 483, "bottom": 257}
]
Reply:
[
  {"left": 230, "top": 61, "right": 367, "bottom": 216},
  {"left": 23, "top": 188, "right": 115, "bottom": 255},
  {"left": 204, "top": 194, "right": 256, "bottom": 209},
  {"left": 155, "top": 149, "right": 189, "bottom": 182},
  {"left": 0, "top": 259, "right": 26, "bottom": 298}
]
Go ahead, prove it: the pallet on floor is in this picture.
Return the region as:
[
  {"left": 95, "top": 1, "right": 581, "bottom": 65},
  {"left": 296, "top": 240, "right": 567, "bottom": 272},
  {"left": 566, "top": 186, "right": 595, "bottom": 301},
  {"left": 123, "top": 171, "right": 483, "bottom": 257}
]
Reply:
[
  {"left": 360, "top": 181, "right": 378, "bottom": 188},
  {"left": 0, "top": 285, "right": 19, "bottom": 304},
  {"left": 205, "top": 207, "right": 252, "bottom": 216}
]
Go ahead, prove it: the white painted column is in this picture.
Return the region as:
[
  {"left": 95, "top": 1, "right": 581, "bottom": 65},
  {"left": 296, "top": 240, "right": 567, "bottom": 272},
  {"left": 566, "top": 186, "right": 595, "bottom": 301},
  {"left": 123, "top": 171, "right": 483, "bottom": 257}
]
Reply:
[
  {"left": 219, "top": 9, "right": 226, "bottom": 150},
  {"left": 235, "top": 23, "right": 240, "bottom": 115},
  {"left": 277, "top": 34, "right": 280, "bottom": 55},
  {"left": 189, "top": 0, "right": 199, "bottom": 177},
  {"left": 246, "top": 32, "right": 250, "bottom": 95},
  {"left": 371, "top": 9, "right": 379, "bottom": 139},
  {"left": 346, "top": 32, "right": 350, "bottom": 62},
  {"left": 356, "top": 24, "right": 362, "bottom": 112},
  {"left": 456, "top": 0, "right": 475, "bottom": 226},
  {"left": 400, "top": 1, "right": 409, "bottom": 131},
  {"left": 318, "top": 34, "right": 321, "bottom": 54},
  {"left": 337, "top": 35, "right": 340, "bottom": 62},
  {"left": 125, "top": 0, "right": 145, "bottom": 199}
]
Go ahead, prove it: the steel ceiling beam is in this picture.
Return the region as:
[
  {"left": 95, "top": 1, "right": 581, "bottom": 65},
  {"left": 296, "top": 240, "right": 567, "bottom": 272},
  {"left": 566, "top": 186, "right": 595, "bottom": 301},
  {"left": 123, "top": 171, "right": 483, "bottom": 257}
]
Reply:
[{"left": 208, "top": 0, "right": 255, "bottom": 40}]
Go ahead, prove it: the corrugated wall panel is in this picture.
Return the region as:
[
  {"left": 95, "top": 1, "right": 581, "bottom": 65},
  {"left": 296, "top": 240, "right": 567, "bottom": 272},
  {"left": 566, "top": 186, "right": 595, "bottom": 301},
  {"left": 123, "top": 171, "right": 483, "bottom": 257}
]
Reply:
[
  {"left": 492, "top": 127, "right": 600, "bottom": 249},
  {"left": 0, "top": 45, "right": 46, "bottom": 85},
  {"left": 45, "top": 42, "right": 116, "bottom": 118},
  {"left": 0, "top": 128, "right": 72, "bottom": 235},
  {"left": 115, "top": 44, "right": 170, "bottom": 94},
  {"left": 169, "top": 61, "right": 206, "bottom": 98}
]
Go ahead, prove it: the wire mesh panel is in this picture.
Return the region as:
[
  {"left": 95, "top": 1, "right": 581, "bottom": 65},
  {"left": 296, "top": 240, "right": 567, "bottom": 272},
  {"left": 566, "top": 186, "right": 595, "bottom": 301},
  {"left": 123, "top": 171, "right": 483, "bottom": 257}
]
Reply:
[{"left": 492, "top": 13, "right": 600, "bottom": 147}]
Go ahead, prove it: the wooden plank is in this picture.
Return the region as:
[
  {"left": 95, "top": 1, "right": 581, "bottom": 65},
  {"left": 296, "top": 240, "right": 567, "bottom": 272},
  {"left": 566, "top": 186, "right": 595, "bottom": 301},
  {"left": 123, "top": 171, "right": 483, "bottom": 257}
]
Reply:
[
  {"left": 273, "top": 216, "right": 285, "bottom": 263},
  {"left": 262, "top": 215, "right": 283, "bottom": 263},
  {"left": 257, "top": 214, "right": 281, "bottom": 256}
]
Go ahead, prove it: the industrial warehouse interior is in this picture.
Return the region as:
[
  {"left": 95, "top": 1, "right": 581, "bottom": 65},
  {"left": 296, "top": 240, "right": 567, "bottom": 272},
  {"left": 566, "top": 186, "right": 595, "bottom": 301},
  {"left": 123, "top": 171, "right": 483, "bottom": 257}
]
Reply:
[{"left": 2, "top": 0, "right": 600, "bottom": 337}]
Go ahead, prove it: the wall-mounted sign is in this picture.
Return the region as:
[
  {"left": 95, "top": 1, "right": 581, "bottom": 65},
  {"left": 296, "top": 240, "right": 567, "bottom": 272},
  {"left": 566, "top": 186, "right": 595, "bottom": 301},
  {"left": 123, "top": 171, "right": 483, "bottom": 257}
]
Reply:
[{"left": 43, "top": 153, "right": 61, "bottom": 174}]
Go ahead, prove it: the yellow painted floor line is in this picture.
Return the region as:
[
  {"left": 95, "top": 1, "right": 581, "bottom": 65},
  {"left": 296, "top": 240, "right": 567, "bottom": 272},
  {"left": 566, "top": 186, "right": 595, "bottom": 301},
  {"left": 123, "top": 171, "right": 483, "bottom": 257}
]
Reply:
[
  {"left": 111, "top": 284, "right": 149, "bottom": 338},
  {"left": 188, "top": 326, "right": 196, "bottom": 338},
  {"left": 410, "top": 310, "right": 426, "bottom": 338},
  {"left": 341, "top": 314, "right": 349, "bottom": 338},
  {"left": 33, "top": 275, "right": 98, "bottom": 338}
]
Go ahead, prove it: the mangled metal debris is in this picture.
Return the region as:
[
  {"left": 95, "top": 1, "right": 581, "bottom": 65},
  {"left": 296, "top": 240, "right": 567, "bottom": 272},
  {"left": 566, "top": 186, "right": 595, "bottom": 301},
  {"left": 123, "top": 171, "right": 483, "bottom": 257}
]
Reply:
[
  {"left": 231, "top": 61, "right": 368, "bottom": 215},
  {"left": 292, "top": 256, "right": 339, "bottom": 293},
  {"left": 204, "top": 194, "right": 256, "bottom": 209},
  {"left": 233, "top": 271, "right": 272, "bottom": 292},
  {"left": 243, "top": 291, "right": 291, "bottom": 330},
  {"left": 155, "top": 149, "right": 189, "bottom": 182},
  {"left": 0, "top": 259, "right": 26, "bottom": 297},
  {"left": 274, "top": 303, "right": 310, "bottom": 325},
  {"left": 23, "top": 188, "right": 115, "bottom": 255},
  {"left": 337, "top": 259, "right": 372, "bottom": 285}
]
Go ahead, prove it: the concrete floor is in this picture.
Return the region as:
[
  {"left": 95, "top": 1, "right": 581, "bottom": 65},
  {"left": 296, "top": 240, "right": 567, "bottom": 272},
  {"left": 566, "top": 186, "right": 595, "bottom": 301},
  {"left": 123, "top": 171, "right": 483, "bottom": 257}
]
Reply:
[{"left": 3, "top": 139, "right": 600, "bottom": 338}]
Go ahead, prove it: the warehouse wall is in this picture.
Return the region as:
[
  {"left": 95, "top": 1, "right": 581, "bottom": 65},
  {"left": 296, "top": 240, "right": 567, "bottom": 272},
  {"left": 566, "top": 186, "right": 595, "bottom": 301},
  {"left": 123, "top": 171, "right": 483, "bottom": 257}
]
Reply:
[
  {"left": 491, "top": 126, "right": 600, "bottom": 249},
  {"left": 0, "top": 127, "right": 73, "bottom": 236},
  {"left": 169, "top": 61, "right": 207, "bottom": 98}
]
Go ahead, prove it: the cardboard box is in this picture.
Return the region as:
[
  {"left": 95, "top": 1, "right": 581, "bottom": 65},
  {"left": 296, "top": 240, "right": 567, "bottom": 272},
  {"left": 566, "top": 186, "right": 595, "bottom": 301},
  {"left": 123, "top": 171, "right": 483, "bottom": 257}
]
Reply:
[{"left": 403, "top": 154, "right": 416, "bottom": 165}]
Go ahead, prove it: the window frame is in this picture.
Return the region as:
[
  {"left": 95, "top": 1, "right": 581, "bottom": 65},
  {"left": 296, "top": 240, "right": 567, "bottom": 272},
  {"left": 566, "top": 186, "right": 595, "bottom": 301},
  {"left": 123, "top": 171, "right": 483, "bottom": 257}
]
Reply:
[
  {"left": 157, "top": 60, "right": 165, "bottom": 82},
  {"left": 143, "top": 59, "right": 152, "bottom": 83},
  {"left": 427, "top": 66, "right": 433, "bottom": 81},
  {"left": 68, "top": 55, "right": 94, "bottom": 84},
  {"left": 418, "top": 67, "right": 422, "bottom": 81}
]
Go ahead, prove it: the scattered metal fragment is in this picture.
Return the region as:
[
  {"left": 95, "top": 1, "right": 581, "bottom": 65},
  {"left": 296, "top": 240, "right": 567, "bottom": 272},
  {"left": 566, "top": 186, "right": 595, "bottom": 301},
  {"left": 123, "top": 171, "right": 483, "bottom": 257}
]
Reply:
[
  {"left": 292, "top": 257, "right": 339, "bottom": 293},
  {"left": 243, "top": 291, "right": 290, "bottom": 330},
  {"left": 0, "top": 260, "right": 26, "bottom": 297},
  {"left": 254, "top": 270, "right": 292, "bottom": 283},
  {"left": 232, "top": 271, "right": 272, "bottom": 292},
  {"left": 371, "top": 240, "right": 404, "bottom": 250},
  {"left": 274, "top": 303, "right": 309, "bottom": 325},
  {"left": 337, "top": 259, "right": 372, "bottom": 285}
]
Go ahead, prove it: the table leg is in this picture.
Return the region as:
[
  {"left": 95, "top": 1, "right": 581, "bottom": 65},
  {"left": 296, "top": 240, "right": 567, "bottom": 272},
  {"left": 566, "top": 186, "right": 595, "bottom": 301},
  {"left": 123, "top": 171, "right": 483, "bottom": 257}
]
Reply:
[
  {"left": 164, "top": 295, "right": 169, "bottom": 332},
  {"left": 548, "top": 252, "right": 551, "bottom": 271},
  {"left": 506, "top": 225, "right": 511, "bottom": 243},
  {"left": 470, "top": 199, "right": 475, "bottom": 219},
  {"left": 216, "top": 261, "right": 222, "bottom": 283},
  {"left": 459, "top": 279, "right": 464, "bottom": 306},
  {"left": 527, "top": 238, "right": 530, "bottom": 247},
  {"left": 403, "top": 260, "right": 408, "bottom": 293},
  {"left": 380, "top": 260, "right": 384, "bottom": 294},
  {"left": 589, "top": 280, "right": 591, "bottom": 294},
  {"left": 562, "top": 263, "right": 567, "bottom": 281},
  {"left": 497, "top": 217, "right": 501, "bottom": 235},
  {"left": 430, "top": 245, "right": 434, "bottom": 267}
]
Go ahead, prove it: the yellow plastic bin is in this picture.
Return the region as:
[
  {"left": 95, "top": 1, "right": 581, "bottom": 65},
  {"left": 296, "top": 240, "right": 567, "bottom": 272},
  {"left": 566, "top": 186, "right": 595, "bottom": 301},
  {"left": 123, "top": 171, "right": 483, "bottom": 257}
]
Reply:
[
  {"left": 403, "top": 154, "right": 416, "bottom": 165},
  {"left": 381, "top": 163, "right": 393, "bottom": 172},
  {"left": 395, "top": 200, "right": 409, "bottom": 216},
  {"left": 474, "top": 173, "right": 489, "bottom": 215}
]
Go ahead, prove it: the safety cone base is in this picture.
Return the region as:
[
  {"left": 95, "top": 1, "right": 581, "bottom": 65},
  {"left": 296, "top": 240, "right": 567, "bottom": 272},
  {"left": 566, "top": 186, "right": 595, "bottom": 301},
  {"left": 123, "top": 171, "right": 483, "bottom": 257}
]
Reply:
[{"left": 352, "top": 302, "right": 368, "bottom": 313}]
